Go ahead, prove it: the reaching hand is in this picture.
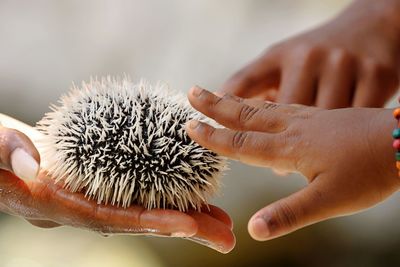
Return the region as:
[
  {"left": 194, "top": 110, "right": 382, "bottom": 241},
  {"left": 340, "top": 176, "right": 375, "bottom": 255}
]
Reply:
[
  {"left": 221, "top": 0, "right": 400, "bottom": 108},
  {"left": 186, "top": 86, "right": 399, "bottom": 241},
  {"left": 0, "top": 124, "right": 235, "bottom": 253}
]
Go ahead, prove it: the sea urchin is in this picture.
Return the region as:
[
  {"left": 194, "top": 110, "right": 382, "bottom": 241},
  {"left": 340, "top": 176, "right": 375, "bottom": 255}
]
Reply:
[{"left": 36, "top": 77, "right": 226, "bottom": 211}]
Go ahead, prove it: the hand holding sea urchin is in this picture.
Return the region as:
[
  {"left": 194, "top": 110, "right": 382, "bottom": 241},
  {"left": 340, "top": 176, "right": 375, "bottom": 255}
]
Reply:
[{"left": 36, "top": 77, "right": 227, "bottom": 211}]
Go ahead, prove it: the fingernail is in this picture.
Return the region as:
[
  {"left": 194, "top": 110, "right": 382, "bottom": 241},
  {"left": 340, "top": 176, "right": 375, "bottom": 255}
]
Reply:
[
  {"left": 188, "top": 120, "right": 200, "bottom": 130},
  {"left": 251, "top": 217, "right": 270, "bottom": 238},
  {"left": 191, "top": 86, "right": 203, "bottom": 97},
  {"left": 171, "top": 231, "right": 191, "bottom": 238},
  {"left": 185, "top": 236, "right": 225, "bottom": 254},
  {"left": 10, "top": 148, "right": 39, "bottom": 181},
  {"left": 213, "top": 91, "right": 223, "bottom": 97}
]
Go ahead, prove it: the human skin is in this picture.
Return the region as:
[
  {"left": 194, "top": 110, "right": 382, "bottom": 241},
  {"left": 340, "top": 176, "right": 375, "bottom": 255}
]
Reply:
[
  {"left": 185, "top": 86, "right": 399, "bottom": 241},
  {"left": 0, "top": 126, "right": 235, "bottom": 253},
  {"left": 221, "top": 0, "right": 400, "bottom": 108}
]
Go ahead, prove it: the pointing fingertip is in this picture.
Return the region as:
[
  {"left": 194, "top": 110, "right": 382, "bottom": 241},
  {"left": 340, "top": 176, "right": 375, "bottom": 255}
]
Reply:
[{"left": 249, "top": 217, "right": 270, "bottom": 241}]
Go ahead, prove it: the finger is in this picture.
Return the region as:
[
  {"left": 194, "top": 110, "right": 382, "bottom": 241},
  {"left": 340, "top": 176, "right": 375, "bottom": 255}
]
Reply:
[
  {"left": 0, "top": 126, "right": 40, "bottom": 182},
  {"left": 353, "top": 61, "right": 398, "bottom": 107},
  {"left": 186, "top": 121, "right": 295, "bottom": 170},
  {"left": 30, "top": 174, "right": 198, "bottom": 237},
  {"left": 188, "top": 86, "right": 289, "bottom": 133},
  {"left": 221, "top": 49, "right": 281, "bottom": 99},
  {"left": 187, "top": 210, "right": 235, "bottom": 254},
  {"left": 201, "top": 205, "right": 233, "bottom": 230},
  {"left": 316, "top": 51, "right": 355, "bottom": 109},
  {"left": 248, "top": 179, "right": 337, "bottom": 241},
  {"left": 277, "top": 56, "right": 319, "bottom": 105}
]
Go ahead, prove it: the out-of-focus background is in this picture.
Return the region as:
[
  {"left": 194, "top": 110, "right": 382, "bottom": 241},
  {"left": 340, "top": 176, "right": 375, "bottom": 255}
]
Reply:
[{"left": 1, "top": 0, "right": 400, "bottom": 266}]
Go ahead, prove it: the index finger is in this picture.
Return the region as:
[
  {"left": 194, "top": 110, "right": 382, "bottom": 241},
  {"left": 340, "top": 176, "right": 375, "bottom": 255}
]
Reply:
[
  {"left": 188, "top": 87, "right": 290, "bottom": 133},
  {"left": 185, "top": 121, "right": 296, "bottom": 171}
]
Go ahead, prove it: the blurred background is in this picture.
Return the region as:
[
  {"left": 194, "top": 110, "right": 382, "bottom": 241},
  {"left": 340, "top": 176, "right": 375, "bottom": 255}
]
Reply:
[{"left": 1, "top": 0, "right": 400, "bottom": 266}]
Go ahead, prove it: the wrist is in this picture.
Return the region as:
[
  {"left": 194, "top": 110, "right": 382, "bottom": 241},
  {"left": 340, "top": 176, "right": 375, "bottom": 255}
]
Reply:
[{"left": 368, "top": 108, "right": 398, "bottom": 180}]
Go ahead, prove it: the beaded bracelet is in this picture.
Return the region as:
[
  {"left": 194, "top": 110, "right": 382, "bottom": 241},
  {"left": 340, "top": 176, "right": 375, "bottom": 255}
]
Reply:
[{"left": 393, "top": 108, "right": 400, "bottom": 173}]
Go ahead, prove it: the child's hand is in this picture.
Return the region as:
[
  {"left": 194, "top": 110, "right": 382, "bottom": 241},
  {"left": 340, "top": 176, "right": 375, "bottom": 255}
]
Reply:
[
  {"left": 221, "top": 0, "right": 400, "bottom": 108},
  {"left": 0, "top": 126, "right": 235, "bottom": 253},
  {"left": 186, "top": 86, "right": 399, "bottom": 241}
]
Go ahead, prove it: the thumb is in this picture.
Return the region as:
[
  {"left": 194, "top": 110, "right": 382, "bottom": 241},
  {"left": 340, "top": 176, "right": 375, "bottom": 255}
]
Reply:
[
  {"left": 0, "top": 118, "right": 40, "bottom": 182},
  {"left": 248, "top": 181, "right": 335, "bottom": 241}
]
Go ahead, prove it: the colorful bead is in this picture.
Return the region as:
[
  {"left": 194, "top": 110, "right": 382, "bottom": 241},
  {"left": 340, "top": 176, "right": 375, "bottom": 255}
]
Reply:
[
  {"left": 393, "top": 128, "right": 400, "bottom": 139},
  {"left": 393, "top": 107, "right": 400, "bottom": 175},
  {"left": 393, "top": 139, "right": 400, "bottom": 149},
  {"left": 393, "top": 108, "right": 400, "bottom": 119}
]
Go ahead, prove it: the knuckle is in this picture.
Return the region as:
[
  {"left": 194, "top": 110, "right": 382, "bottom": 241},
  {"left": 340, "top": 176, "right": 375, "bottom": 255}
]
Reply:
[
  {"left": 273, "top": 201, "right": 298, "bottom": 230},
  {"left": 363, "top": 60, "right": 398, "bottom": 90},
  {"left": 263, "top": 119, "right": 283, "bottom": 132},
  {"left": 211, "top": 93, "right": 224, "bottom": 108},
  {"left": 85, "top": 219, "right": 100, "bottom": 230},
  {"left": 262, "top": 101, "right": 279, "bottom": 111},
  {"left": 81, "top": 206, "right": 104, "bottom": 231},
  {"left": 283, "top": 125, "right": 302, "bottom": 145},
  {"left": 227, "top": 93, "right": 244, "bottom": 103},
  {"left": 231, "top": 131, "right": 248, "bottom": 150},
  {"left": 329, "top": 49, "right": 352, "bottom": 66},
  {"left": 205, "top": 126, "right": 217, "bottom": 142},
  {"left": 363, "top": 59, "right": 390, "bottom": 77},
  {"left": 222, "top": 93, "right": 241, "bottom": 103},
  {"left": 292, "top": 45, "right": 321, "bottom": 65},
  {"left": 277, "top": 127, "right": 302, "bottom": 168},
  {"left": 365, "top": 61, "right": 382, "bottom": 75},
  {"left": 309, "top": 188, "right": 324, "bottom": 204},
  {"left": 238, "top": 104, "right": 258, "bottom": 124},
  {"left": 293, "top": 109, "right": 313, "bottom": 120}
]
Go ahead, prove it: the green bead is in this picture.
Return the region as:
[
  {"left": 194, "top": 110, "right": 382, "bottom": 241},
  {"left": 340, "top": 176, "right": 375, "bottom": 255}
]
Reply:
[
  {"left": 396, "top": 152, "right": 400, "bottom": 161},
  {"left": 393, "top": 128, "right": 400, "bottom": 139}
]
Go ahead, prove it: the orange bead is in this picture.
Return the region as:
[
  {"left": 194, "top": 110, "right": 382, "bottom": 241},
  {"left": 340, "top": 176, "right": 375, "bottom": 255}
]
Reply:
[
  {"left": 393, "top": 108, "right": 400, "bottom": 119},
  {"left": 396, "top": 161, "right": 400, "bottom": 170}
]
